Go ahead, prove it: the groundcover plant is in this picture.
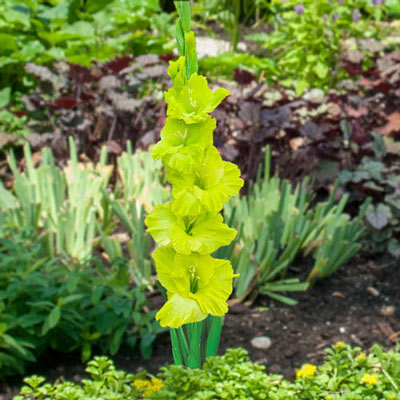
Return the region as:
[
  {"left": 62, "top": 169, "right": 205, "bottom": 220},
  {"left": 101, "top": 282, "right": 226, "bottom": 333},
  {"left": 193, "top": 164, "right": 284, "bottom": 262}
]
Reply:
[{"left": 145, "top": 1, "right": 243, "bottom": 367}]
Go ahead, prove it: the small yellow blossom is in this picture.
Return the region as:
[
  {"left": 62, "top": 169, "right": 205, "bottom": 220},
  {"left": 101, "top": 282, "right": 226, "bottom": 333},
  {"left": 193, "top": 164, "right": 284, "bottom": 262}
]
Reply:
[
  {"left": 150, "top": 378, "right": 163, "bottom": 392},
  {"left": 356, "top": 353, "right": 366, "bottom": 362},
  {"left": 133, "top": 377, "right": 164, "bottom": 397},
  {"left": 334, "top": 341, "right": 346, "bottom": 349},
  {"left": 296, "top": 364, "right": 316, "bottom": 378},
  {"left": 362, "top": 373, "right": 378, "bottom": 385},
  {"left": 133, "top": 379, "right": 149, "bottom": 389}
]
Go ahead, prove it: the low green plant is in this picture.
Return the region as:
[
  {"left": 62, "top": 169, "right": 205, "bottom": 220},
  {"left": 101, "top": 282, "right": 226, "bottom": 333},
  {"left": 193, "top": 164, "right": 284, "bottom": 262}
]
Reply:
[
  {"left": 246, "top": 0, "right": 387, "bottom": 94},
  {"left": 101, "top": 145, "right": 169, "bottom": 289},
  {"left": 0, "top": 225, "right": 161, "bottom": 378},
  {"left": 0, "top": 0, "right": 173, "bottom": 100},
  {"left": 339, "top": 136, "right": 400, "bottom": 259},
  {"left": 0, "top": 87, "right": 29, "bottom": 141},
  {"left": 219, "top": 148, "right": 368, "bottom": 304},
  {"left": 0, "top": 139, "right": 112, "bottom": 263},
  {"left": 15, "top": 343, "right": 400, "bottom": 400},
  {"left": 199, "top": 51, "right": 278, "bottom": 80},
  {"left": 386, "top": 0, "right": 400, "bottom": 17},
  {"left": 0, "top": 141, "right": 166, "bottom": 277},
  {"left": 14, "top": 356, "right": 163, "bottom": 400}
]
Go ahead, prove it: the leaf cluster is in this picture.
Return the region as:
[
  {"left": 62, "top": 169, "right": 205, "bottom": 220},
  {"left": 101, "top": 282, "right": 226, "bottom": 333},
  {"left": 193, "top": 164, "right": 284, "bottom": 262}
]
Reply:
[
  {"left": 245, "top": 0, "right": 387, "bottom": 94},
  {"left": 0, "top": 226, "right": 158, "bottom": 379},
  {"left": 0, "top": 142, "right": 168, "bottom": 377},
  {"left": 14, "top": 344, "right": 400, "bottom": 400},
  {"left": 217, "top": 148, "right": 367, "bottom": 305},
  {"left": 0, "top": 0, "right": 173, "bottom": 97},
  {"left": 339, "top": 137, "right": 400, "bottom": 258}
]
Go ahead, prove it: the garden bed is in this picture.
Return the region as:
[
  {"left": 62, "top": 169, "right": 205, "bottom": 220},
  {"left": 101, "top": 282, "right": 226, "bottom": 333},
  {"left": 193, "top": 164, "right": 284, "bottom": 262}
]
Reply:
[{"left": 1, "top": 252, "right": 399, "bottom": 399}]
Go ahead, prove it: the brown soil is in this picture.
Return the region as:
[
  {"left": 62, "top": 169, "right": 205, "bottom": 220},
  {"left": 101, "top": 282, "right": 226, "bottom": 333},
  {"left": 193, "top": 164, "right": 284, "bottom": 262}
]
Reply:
[{"left": 1, "top": 253, "right": 400, "bottom": 399}]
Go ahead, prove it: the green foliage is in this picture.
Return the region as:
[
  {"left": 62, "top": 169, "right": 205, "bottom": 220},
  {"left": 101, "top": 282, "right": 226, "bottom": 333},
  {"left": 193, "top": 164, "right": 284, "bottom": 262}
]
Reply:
[
  {"left": 218, "top": 148, "right": 367, "bottom": 304},
  {"left": 246, "top": 0, "right": 387, "bottom": 94},
  {"left": 0, "top": 143, "right": 168, "bottom": 377},
  {"left": 385, "top": 0, "right": 400, "bottom": 17},
  {"left": 192, "top": 0, "right": 272, "bottom": 51},
  {"left": 14, "top": 356, "right": 161, "bottom": 400},
  {"left": 102, "top": 147, "right": 170, "bottom": 290},
  {"left": 339, "top": 135, "right": 400, "bottom": 259},
  {"left": 15, "top": 344, "right": 400, "bottom": 400},
  {"left": 199, "top": 51, "right": 278, "bottom": 79},
  {"left": 0, "top": 141, "right": 166, "bottom": 277},
  {"left": 0, "top": 139, "right": 112, "bottom": 263},
  {"left": 0, "top": 0, "right": 174, "bottom": 96},
  {"left": 0, "top": 226, "right": 161, "bottom": 379}
]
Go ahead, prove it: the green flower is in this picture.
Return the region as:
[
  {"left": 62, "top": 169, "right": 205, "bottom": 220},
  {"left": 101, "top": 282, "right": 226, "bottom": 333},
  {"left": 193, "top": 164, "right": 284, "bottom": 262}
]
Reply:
[
  {"left": 165, "top": 71, "right": 230, "bottom": 124},
  {"left": 145, "top": 202, "right": 236, "bottom": 255},
  {"left": 153, "top": 247, "right": 236, "bottom": 328},
  {"left": 168, "top": 146, "right": 244, "bottom": 216},
  {"left": 150, "top": 116, "right": 215, "bottom": 172}
]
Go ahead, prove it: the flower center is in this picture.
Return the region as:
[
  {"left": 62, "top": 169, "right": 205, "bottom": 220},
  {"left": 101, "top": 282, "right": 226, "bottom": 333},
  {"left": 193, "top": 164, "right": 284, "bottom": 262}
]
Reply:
[{"left": 188, "top": 264, "right": 200, "bottom": 294}]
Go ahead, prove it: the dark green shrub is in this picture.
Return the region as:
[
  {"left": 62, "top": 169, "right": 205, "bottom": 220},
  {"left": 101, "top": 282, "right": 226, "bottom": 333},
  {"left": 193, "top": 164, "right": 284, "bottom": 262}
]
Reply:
[{"left": 0, "top": 226, "right": 162, "bottom": 378}]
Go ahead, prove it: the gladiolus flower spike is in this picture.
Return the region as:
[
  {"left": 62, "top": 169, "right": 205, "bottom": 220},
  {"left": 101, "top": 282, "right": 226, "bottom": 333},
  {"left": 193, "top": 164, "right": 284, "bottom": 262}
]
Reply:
[{"left": 144, "top": 1, "right": 243, "bottom": 368}]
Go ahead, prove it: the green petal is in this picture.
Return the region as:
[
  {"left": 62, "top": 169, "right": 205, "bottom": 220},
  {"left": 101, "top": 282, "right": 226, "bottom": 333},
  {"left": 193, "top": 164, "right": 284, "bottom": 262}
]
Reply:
[
  {"left": 170, "top": 147, "right": 244, "bottom": 215},
  {"left": 171, "top": 213, "right": 236, "bottom": 255},
  {"left": 145, "top": 203, "right": 176, "bottom": 246},
  {"left": 165, "top": 73, "right": 230, "bottom": 124},
  {"left": 146, "top": 201, "right": 235, "bottom": 255},
  {"left": 194, "top": 161, "right": 244, "bottom": 212},
  {"left": 156, "top": 293, "right": 207, "bottom": 328},
  {"left": 167, "top": 56, "right": 186, "bottom": 90},
  {"left": 191, "top": 259, "right": 235, "bottom": 316},
  {"left": 151, "top": 117, "right": 215, "bottom": 172},
  {"left": 173, "top": 253, "right": 234, "bottom": 316},
  {"left": 190, "top": 214, "right": 236, "bottom": 254},
  {"left": 171, "top": 187, "right": 203, "bottom": 216},
  {"left": 152, "top": 246, "right": 180, "bottom": 293},
  {"left": 162, "top": 117, "right": 215, "bottom": 147}
]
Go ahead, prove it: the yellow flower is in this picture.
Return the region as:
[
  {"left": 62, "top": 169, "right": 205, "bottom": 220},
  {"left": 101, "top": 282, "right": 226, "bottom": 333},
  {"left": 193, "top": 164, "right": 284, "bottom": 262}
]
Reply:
[
  {"left": 150, "top": 378, "right": 163, "bottom": 391},
  {"left": 362, "top": 373, "right": 378, "bottom": 385},
  {"left": 296, "top": 364, "right": 316, "bottom": 378},
  {"left": 356, "top": 353, "right": 366, "bottom": 362},
  {"left": 134, "top": 378, "right": 164, "bottom": 397},
  {"left": 144, "top": 378, "right": 164, "bottom": 397},
  {"left": 133, "top": 379, "right": 149, "bottom": 390},
  {"left": 334, "top": 341, "right": 346, "bottom": 349}
]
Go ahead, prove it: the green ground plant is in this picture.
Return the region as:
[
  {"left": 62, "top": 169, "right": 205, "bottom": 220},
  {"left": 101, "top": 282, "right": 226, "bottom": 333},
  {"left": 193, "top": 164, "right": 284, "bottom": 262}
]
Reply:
[
  {"left": 0, "top": 225, "right": 161, "bottom": 378},
  {"left": 339, "top": 135, "right": 400, "bottom": 259},
  {"left": 218, "top": 148, "right": 368, "bottom": 304},
  {"left": 0, "top": 0, "right": 173, "bottom": 97},
  {"left": 0, "top": 142, "right": 169, "bottom": 377},
  {"left": 246, "top": 0, "right": 387, "bottom": 94},
  {"left": 14, "top": 343, "right": 400, "bottom": 399},
  {"left": 0, "top": 140, "right": 166, "bottom": 273}
]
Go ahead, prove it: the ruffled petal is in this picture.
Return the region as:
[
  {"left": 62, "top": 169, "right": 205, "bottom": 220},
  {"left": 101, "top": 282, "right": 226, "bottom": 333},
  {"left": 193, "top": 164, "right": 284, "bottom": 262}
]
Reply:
[
  {"left": 152, "top": 246, "right": 185, "bottom": 293},
  {"left": 145, "top": 203, "right": 176, "bottom": 246},
  {"left": 189, "top": 213, "right": 236, "bottom": 254},
  {"left": 190, "top": 259, "right": 235, "bottom": 316},
  {"left": 194, "top": 161, "right": 244, "bottom": 213},
  {"left": 150, "top": 117, "right": 215, "bottom": 172},
  {"left": 170, "top": 148, "right": 244, "bottom": 215},
  {"left": 165, "top": 73, "right": 230, "bottom": 124},
  {"left": 156, "top": 293, "right": 207, "bottom": 328}
]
